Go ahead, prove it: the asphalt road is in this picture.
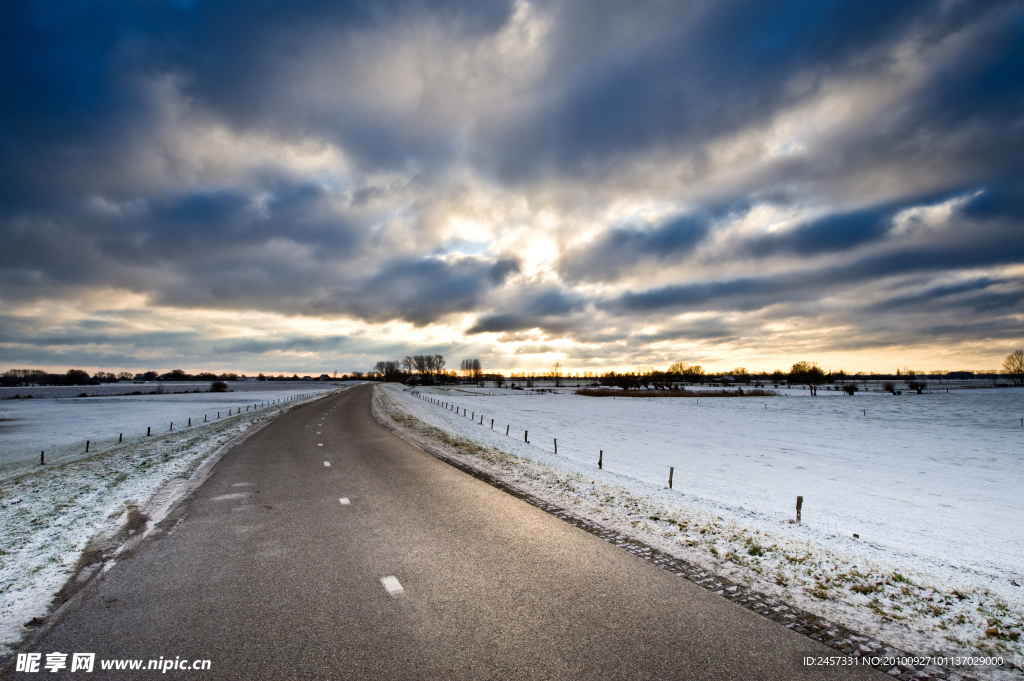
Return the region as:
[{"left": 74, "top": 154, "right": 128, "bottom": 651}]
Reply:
[{"left": 8, "top": 385, "right": 887, "bottom": 680}]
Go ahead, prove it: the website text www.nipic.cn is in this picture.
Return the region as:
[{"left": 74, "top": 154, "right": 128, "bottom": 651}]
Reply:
[{"left": 15, "top": 653, "right": 211, "bottom": 673}]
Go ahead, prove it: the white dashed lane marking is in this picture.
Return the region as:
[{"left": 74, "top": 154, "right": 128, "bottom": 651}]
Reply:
[
  {"left": 380, "top": 576, "right": 404, "bottom": 597},
  {"left": 339, "top": 498, "right": 350, "bottom": 505},
  {"left": 318, "top": 443, "right": 323, "bottom": 446},
  {"left": 323, "top": 461, "right": 331, "bottom": 467},
  {"left": 211, "top": 493, "right": 248, "bottom": 501}
]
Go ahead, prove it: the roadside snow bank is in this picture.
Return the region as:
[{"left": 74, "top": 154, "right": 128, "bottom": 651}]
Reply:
[{"left": 378, "top": 384, "right": 1024, "bottom": 680}]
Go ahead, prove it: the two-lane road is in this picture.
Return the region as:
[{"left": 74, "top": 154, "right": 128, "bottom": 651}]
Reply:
[{"left": 8, "top": 385, "right": 885, "bottom": 679}]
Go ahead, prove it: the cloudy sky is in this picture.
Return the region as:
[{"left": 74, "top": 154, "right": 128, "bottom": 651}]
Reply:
[{"left": 2, "top": 0, "right": 1022, "bottom": 376}]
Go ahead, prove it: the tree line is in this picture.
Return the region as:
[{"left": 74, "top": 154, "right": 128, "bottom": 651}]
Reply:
[
  {"left": 1, "top": 368, "right": 240, "bottom": 387},
  {"left": 366, "top": 350, "right": 1024, "bottom": 393},
  {"left": 0, "top": 368, "right": 340, "bottom": 386}
]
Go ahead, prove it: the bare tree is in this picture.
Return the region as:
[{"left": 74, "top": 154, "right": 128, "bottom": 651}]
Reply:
[
  {"left": 667, "top": 361, "right": 688, "bottom": 374},
  {"left": 1003, "top": 349, "right": 1024, "bottom": 386},
  {"left": 460, "top": 358, "right": 482, "bottom": 382},
  {"left": 551, "top": 362, "right": 564, "bottom": 387},
  {"left": 906, "top": 378, "right": 927, "bottom": 394}
]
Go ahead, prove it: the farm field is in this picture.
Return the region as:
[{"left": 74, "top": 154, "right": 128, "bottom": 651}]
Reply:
[{"left": 382, "top": 384, "right": 1024, "bottom": 672}]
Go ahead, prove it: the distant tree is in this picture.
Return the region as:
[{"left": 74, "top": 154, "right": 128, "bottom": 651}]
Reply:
[
  {"left": 66, "top": 369, "right": 91, "bottom": 385},
  {"left": 459, "top": 359, "right": 483, "bottom": 382},
  {"left": 493, "top": 373, "right": 505, "bottom": 388},
  {"left": 667, "top": 361, "right": 689, "bottom": 374},
  {"left": 116, "top": 371, "right": 134, "bottom": 381},
  {"left": 374, "top": 360, "right": 403, "bottom": 381},
  {"left": 906, "top": 379, "right": 927, "bottom": 394},
  {"left": 210, "top": 381, "right": 228, "bottom": 392},
  {"left": 882, "top": 381, "right": 897, "bottom": 394},
  {"left": 789, "top": 361, "right": 826, "bottom": 395},
  {"left": 412, "top": 354, "right": 445, "bottom": 382},
  {"left": 1003, "top": 349, "right": 1024, "bottom": 387},
  {"left": 843, "top": 383, "right": 857, "bottom": 395},
  {"left": 430, "top": 354, "right": 446, "bottom": 380},
  {"left": 551, "top": 362, "right": 564, "bottom": 387},
  {"left": 603, "top": 371, "right": 639, "bottom": 390}
]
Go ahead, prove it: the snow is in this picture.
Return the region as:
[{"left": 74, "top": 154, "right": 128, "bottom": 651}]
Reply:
[
  {"left": 0, "top": 385, "right": 350, "bottom": 481},
  {"left": 381, "top": 384, "right": 1024, "bottom": 677},
  {"left": 0, "top": 389, "right": 343, "bottom": 656}
]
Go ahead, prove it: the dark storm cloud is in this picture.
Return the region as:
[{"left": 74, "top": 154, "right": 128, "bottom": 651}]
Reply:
[
  {"left": 466, "top": 286, "right": 585, "bottom": 334},
  {"left": 490, "top": 0, "right": 1012, "bottom": 177},
  {"left": 602, "top": 208, "right": 1024, "bottom": 317},
  {"left": 868, "top": 277, "right": 1022, "bottom": 315},
  {"left": 350, "top": 256, "right": 520, "bottom": 325},
  {"left": 0, "top": 0, "right": 515, "bottom": 199},
  {"left": 557, "top": 203, "right": 746, "bottom": 283},
  {"left": 743, "top": 204, "right": 897, "bottom": 258}
]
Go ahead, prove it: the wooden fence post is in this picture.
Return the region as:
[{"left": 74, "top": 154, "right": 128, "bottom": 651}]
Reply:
[
  {"left": 669, "top": 467, "right": 674, "bottom": 489},
  {"left": 796, "top": 496, "right": 803, "bottom": 522},
  {"left": 599, "top": 450, "right": 603, "bottom": 469}
]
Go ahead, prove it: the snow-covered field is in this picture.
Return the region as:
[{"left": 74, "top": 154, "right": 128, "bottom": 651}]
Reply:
[
  {"left": 0, "top": 385, "right": 346, "bottom": 481},
  {"left": 0, "top": 380, "right": 335, "bottom": 400},
  {"left": 380, "top": 384, "right": 1024, "bottom": 678},
  {"left": 0, "top": 388, "right": 343, "bottom": 657}
]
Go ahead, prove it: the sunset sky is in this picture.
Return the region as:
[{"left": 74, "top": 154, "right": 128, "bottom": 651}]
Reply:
[{"left": 2, "top": 0, "right": 1022, "bottom": 376}]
